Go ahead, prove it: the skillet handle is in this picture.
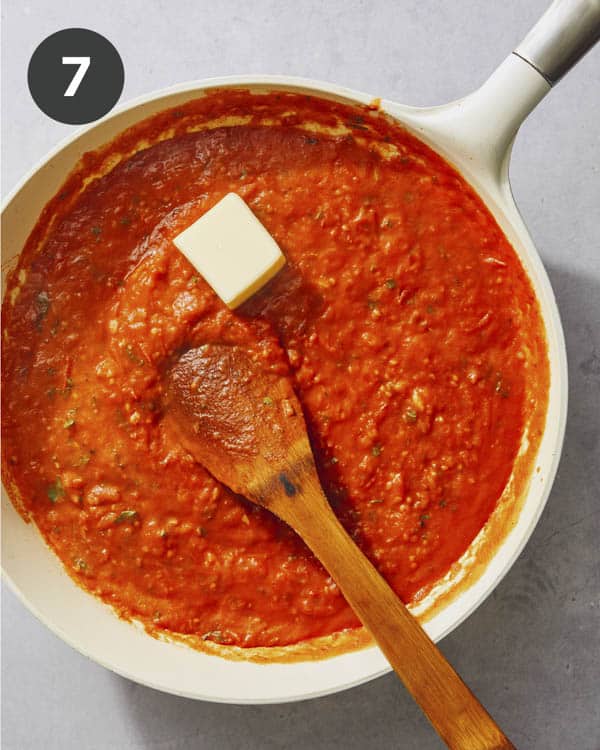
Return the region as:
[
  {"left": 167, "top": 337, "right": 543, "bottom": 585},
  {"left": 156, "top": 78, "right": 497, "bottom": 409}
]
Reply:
[
  {"left": 400, "top": 0, "right": 600, "bottom": 181},
  {"left": 514, "top": 0, "right": 600, "bottom": 85}
]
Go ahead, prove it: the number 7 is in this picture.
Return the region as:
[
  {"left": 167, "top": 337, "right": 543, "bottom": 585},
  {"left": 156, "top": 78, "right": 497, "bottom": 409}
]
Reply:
[{"left": 62, "top": 56, "right": 91, "bottom": 97}]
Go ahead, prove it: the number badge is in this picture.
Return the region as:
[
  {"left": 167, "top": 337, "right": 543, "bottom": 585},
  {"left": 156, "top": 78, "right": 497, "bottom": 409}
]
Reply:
[{"left": 28, "top": 28, "right": 124, "bottom": 125}]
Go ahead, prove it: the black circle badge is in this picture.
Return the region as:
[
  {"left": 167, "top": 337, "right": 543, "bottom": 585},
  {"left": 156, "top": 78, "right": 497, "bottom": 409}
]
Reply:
[{"left": 28, "top": 28, "right": 124, "bottom": 125}]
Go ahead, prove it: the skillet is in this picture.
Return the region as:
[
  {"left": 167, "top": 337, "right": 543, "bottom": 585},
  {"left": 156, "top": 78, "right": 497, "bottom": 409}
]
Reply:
[{"left": 2, "top": 0, "right": 599, "bottom": 703}]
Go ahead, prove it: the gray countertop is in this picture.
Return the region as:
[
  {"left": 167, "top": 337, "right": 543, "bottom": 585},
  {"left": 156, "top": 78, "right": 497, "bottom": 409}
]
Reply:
[{"left": 2, "top": 1, "right": 599, "bottom": 748}]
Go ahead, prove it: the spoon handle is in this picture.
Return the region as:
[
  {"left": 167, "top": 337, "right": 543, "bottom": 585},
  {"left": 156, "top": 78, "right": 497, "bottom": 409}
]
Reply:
[{"left": 283, "top": 475, "right": 515, "bottom": 750}]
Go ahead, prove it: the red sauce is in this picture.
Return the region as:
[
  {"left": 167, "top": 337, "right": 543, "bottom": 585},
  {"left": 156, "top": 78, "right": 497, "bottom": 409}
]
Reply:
[{"left": 2, "top": 91, "right": 548, "bottom": 649}]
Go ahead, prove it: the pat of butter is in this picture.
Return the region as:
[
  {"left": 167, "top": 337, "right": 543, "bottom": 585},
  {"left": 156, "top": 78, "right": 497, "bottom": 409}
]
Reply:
[{"left": 173, "top": 193, "right": 286, "bottom": 309}]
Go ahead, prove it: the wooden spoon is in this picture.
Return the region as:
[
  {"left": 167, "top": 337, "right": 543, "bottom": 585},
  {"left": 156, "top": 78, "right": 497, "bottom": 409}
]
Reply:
[{"left": 163, "top": 343, "right": 515, "bottom": 750}]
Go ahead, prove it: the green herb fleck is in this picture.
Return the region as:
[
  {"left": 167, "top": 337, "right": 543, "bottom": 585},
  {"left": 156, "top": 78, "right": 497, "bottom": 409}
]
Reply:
[
  {"left": 90, "top": 225, "right": 102, "bottom": 239},
  {"left": 262, "top": 396, "right": 274, "bottom": 406},
  {"left": 439, "top": 499, "right": 447, "bottom": 508},
  {"left": 371, "top": 444, "right": 382, "bottom": 457},
  {"left": 124, "top": 344, "right": 145, "bottom": 367},
  {"left": 420, "top": 513, "right": 430, "bottom": 528},
  {"left": 115, "top": 509, "right": 139, "bottom": 524},
  {"left": 494, "top": 374, "right": 510, "bottom": 398},
  {"left": 47, "top": 477, "right": 64, "bottom": 503},
  {"left": 404, "top": 407, "right": 418, "bottom": 423},
  {"left": 202, "top": 630, "right": 225, "bottom": 643},
  {"left": 385, "top": 278, "right": 397, "bottom": 289},
  {"left": 347, "top": 116, "right": 369, "bottom": 131},
  {"left": 34, "top": 291, "right": 50, "bottom": 330},
  {"left": 63, "top": 409, "right": 77, "bottom": 429}
]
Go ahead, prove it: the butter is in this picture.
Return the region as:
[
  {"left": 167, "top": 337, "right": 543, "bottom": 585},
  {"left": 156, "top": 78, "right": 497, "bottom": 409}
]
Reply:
[{"left": 173, "top": 193, "right": 286, "bottom": 308}]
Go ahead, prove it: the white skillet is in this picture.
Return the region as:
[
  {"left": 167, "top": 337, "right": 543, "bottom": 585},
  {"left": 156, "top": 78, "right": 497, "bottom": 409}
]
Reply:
[{"left": 2, "top": 0, "right": 599, "bottom": 703}]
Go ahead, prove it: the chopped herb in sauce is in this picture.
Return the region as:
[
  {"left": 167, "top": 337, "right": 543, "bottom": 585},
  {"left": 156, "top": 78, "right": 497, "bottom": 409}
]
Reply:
[
  {"left": 262, "top": 396, "right": 274, "bottom": 406},
  {"left": 115, "top": 509, "right": 139, "bottom": 524},
  {"left": 494, "top": 373, "right": 510, "bottom": 398},
  {"left": 91, "top": 225, "right": 102, "bottom": 239},
  {"left": 202, "top": 630, "right": 226, "bottom": 643},
  {"left": 404, "top": 407, "right": 418, "bottom": 423},
  {"left": 385, "top": 278, "right": 397, "bottom": 289},
  {"left": 47, "top": 477, "right": 64, "bottom": 503},
  {"left": 124, "top": 344, "right": 145, "bottom": 367},
  {"left": 371, "top": 444, "right": 382, "bottom": 457},
  {"left": 34, "top": 291, "right": 50, "bottom": 330},
  {"left": 63, "top": 409, "right": 77, "bottom": 428},
  {"left": 346, "top": 115, "right": 369, "bottom": 131}
]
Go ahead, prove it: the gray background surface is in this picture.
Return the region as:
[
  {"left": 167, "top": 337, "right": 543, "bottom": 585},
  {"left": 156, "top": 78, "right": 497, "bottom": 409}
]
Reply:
[{"left": 1, "top": 1, "right": 599, "bottom": 748}]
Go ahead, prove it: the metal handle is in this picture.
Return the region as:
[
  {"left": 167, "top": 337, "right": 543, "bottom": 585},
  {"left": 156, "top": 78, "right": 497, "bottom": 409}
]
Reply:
[{"left": 514, "top": 0, "right": 600, "bottom": 85}]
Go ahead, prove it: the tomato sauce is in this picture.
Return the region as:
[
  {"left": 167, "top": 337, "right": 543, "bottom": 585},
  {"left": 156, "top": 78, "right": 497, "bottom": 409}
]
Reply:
[{"left": 2, "top": 91, "right": 548, "bottom": 650}]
